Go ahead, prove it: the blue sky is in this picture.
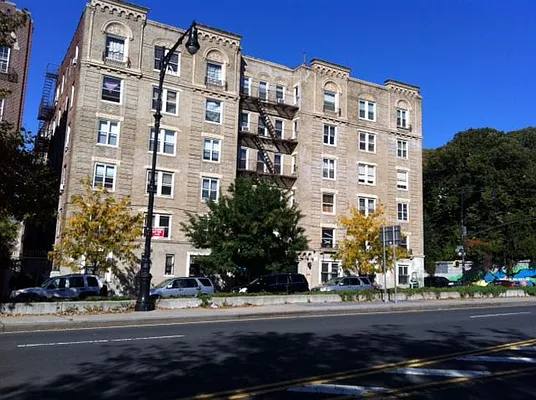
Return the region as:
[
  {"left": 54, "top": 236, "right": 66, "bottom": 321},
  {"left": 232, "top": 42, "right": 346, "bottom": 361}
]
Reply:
[{"left": 17, "top": 0, "right": 536, "bottom": 149}]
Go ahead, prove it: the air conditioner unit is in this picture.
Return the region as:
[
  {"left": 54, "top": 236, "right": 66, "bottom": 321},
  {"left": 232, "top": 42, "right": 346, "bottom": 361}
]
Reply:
[
  {"left": 241, "top": 125, "right": 249, "bottom": 132},
  {"left": 277, "top": 98, "right": 285, "bottom": 104}
]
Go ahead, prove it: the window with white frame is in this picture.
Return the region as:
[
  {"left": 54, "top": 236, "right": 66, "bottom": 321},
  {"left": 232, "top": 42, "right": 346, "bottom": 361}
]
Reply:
[
  {"left": 322, "top": 158, "right": 336, "bottom": 180},
  {"left": 293, "top": 85, "right": 299, "bottom": 104},
  {"left": 203, "top": 138, "right": 220, "bottom": 162},
  {"left": 274, "top": 154, "right": 282, "bottom": 175},
  {"left": 359, "top": 131, "right": 376, "bottom": 152},
  {"left": 154, "top": 46, "right": 179, "bottom": 75},
  {"left": 164, "top": 254, "right": 175, "bottom": 275},
  {"left": 238, "top": 147, "right": 248, "bottom": 169},
  {"left": 241, "top": 77, "right": 251, "bottom": 95},
  {"left": 259, "top": 81, "right": 268, "bottom": 100},
  {"left": 275, "top": 119, "right": 283, "bottom": 139},
  {"left": 397, "top": 139, "right": 408, "bottom": 159},
  {"left": 321, "top": 228, "right": 335, "bottom": 248},
  {"left": 205, "top": 99, "right": 222, "bottom": 123},
  {"left": 70, "top": 85, "right": 75, "bottom": 108},
  {"left": 0, "top": 46, "right": 10, "bottom": 73},
  {"left": 201, "top": 177, "right": 219, "bottom": 201},
  {"left": 65, "top": 125, "right": 71, "bottom": 152},
  {"left": 93, "top": 163, "right": 116, "bottom": 190},
  {"left": 276, "top": 85, "right": 285, "bottom": 103},
  {"left": 359, "top": 99, "right": 376, "bottom": 121},
  {"left": 258, "top": 116, "right": 267, "bottom": 137},
  {"left": 358, "top": 163, "right": 376, "bottom": 185},
  {"left": 398, "top": 265, "right": 409, "bottom": 284},
  {"left": 105, "top": 35, "right": 125, "bottom": 61},
  {"left": 358, "top": 196, "right": 376, "bottom": 216},
  {"left": 323, "top": 124, "right": 336, "bottom": 146},
  {"left": 322, "top": 192, "right": 335, "bottom": 214},
  {"left": 321, "top": 261, "right": 340, "bottom": 283},
  {"left": 145, "top": 214, "right": 171, "bottom": 239},
  {"left": 97, "top": 119, "right": 119, "bottom": 146},
  {"left": 292, "top": 119, "right": 298, "bottom": 139},
  {"left": 147, "top": 170, "right": 174, "bottom": 197},
  {"left": 323, "top": 91, "right": 336, "bottom": 112},
  {"left": 149, "top": 128, "right": 176, "bottom": 155},
  {"left": 397, "top": 109, "right": 408, "bottom": 128},
  {"left": 152, "top": 87, "right": 178, "bottom": 115},
  {"left": 0, "top": 98, "right": 4, "bottom": 119},
  {"left": 397, "top": 202, "right": 409, "bottom": 222},
  {"left": 397, "top": 170, "right": 409, "bottom": 190},
  {"left": 291, "top": 154, "right": 297, "bottom": 174},
  {"left": 240, "top": 112, "right": 250, "bottom": 131},
  {"left": 256, "top": 152, "right": 266, "bottom": 173},
  {"left": 206, "top": 62, "right": 223, "bottom": 86},
  {"left": 101, "top": 76, "right": 122, "bottom": 103}
]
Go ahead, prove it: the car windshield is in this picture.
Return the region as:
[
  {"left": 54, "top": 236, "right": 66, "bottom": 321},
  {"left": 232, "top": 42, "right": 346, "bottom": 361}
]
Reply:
[
  {"left": 154, "top": 279, "right": 174, "bottom": 288},
  {"left": 326, "top": 278, "right": 342, "bottom": 286},
  {"left": 41, "top": 278, "right": 53, "bottom": 288}
]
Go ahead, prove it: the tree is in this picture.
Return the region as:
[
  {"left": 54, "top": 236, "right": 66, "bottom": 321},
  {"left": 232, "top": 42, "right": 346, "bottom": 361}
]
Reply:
[
  {"left": 49, "top": 180, "right": 144, "bottom": 277},
  {"left": 335, "top": 205, "right": 410, "bottom": 276},
  {"left": 181, "top": 178, "right": 308, "bottom": 285}
]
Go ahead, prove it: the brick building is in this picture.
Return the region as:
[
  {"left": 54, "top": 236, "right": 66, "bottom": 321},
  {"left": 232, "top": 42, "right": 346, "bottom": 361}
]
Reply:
[
  {"left": 0, "top": 1, "right": 33, "bottom": 132},
  {"left": 40, "top": 0, "right": 424, "bottom": 291}
]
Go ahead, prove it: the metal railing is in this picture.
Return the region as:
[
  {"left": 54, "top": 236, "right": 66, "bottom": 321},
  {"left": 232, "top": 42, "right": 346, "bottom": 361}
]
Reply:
[
  {"left": 238, "top": 121, "right": 297, "bottom": 141},
  {"left": 240, "top": 82, "right": 298, "bottom": 107}
]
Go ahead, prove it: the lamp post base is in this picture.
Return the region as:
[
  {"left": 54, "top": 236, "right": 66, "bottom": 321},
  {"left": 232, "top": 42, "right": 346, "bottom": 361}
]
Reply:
[{"left": 135, "top": 260, "right": 155, "bottom": 312}]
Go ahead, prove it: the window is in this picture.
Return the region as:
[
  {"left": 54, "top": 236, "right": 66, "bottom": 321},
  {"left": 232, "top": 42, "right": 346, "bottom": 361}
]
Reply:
[
  {"left": 64, "top": 125, "right": 71, "bottom": 152},
  {"left": 397, "top": 109, "right": 408, "bottom": 128},
  {"left": 359, "top": 100, "right": 376, "bottom": 121},
  {"left": 69, "top": 276, "right": 85, "bottom": 288},
  {"left": 323, "top": 124, "right": 336, "bottom": 146},
  {"left": 97, "top": 120, "right": 119, "bottom": 146},
  {"left": 359, "top": 131, "right": 376, "bottom": 152},
  {"left": 240, "top": 112, "right": 250, "bottom": 131},
  {"left": 275, "top": 120, "right": 283, "bottom": 139},
  {"left": 398, "top": 265, "right": 409, "bottom": 285},
  {"left": 205, "top": 99, "right": 222, "bottom": 123},
  {"left": 358, "top": 163, "right": 376, "bottom": 185},
  {"left": 259, "top": 81, "right": 268, "bottom": 101},
  {"left": 358, "top": 196, "right": 376, "bottom": 216},
  {"left": 152, "top": 87, "right": 178, "bottom": 115},
  {"left": 203, "top": 138, "right": 220, "bottom": 162},
  {"left": 149, "top": 128, "right": 176, "bottom": 155},
  {"left": 398, "top": 202, "right": 409, "bottom": 222},
  {"left": 322, "top": 158, "right": 336, "bottom": 180},
  {"left": 93, "top": 163, "right": 116, "bottom": 190},
  {"left": 322, "top": 193, "right": 335, "bottom": 213},
  {"left": 258, "top": 116, "right": 267, "bottom": 137},
  {"left": 0, "top": 46, "right": 10, "bottom": 73},
  {"left": 256, "top": 152, "right": 266, "bottom": 173},
  {"left": 105, "top": 35, "right": 125, "bottom": 61},
  {"left": 70, "top": 85, "right": 75, "bottom": 108},
  {"left": 165, "top": 254, "right": 175, "bottom": 275},
  {"left": 241, "top": 77, "right": 251, "bottom": 95},
  {"left": 201, "top": 177, "right": 219, "bottom": 201},
  {"left": 321, "top": 228, "right": 335, "bottom": 248},
  {"left": 238, "top": 147, "right": 248, "bottom": 169},
  {"left": 323, "top": 91, "right": 336, "bottom": 112},
  {"left": 147, "top": 170, "right": 174, "bottom": 197},
  {"left": 102, "top": 76, "right": 122, "bottom": 103},
  {"left": 206, "top": 62, "right": 223, "bottom": 85},
  {"left": 274, "top": 154, "right": 282, "bottom": 174},
  {"left": 87, "top": 276, "right": 99, "bottom": 287},
  {"left": 276, "top": 85, "right": 284, "bottom": 103},
  {"left": 146, "top": 214, "right": 171, "bottom": 239},
  {"left": 397, "top": 139, "right": 408, "bottom": 159},
  {"left": 292, "top": 120, "right": 298, "bottom": 139},
  {"left": 294, "top": 85, "right": 300, "bottom": 104},
  {"left": 0, "top": 98, "right": 4, "bottom": 119},
  {"left": 397, "top": 170, "right": 409, "bottom": 190},
  {"left": 321, "top": 262, "right": 340, "bottom": 283},
  {"left": 154, "top": 46, "right": 179, "bottom": 75},
  {"left": 291, "top": 154, "right": 297, "bottom": 174}
]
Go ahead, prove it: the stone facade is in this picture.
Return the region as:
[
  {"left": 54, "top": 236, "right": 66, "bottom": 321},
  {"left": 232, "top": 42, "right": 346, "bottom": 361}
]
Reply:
[
  {"left": 46, "top": 0, "right": 424, "bottom": 290},
  {"left": 0, "top": 1, "right": 33, "bottom": 132}
]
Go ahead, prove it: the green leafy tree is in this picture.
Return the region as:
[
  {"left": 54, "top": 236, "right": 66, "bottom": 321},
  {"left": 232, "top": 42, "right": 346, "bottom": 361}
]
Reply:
[
  {"left": 49, "top": 180, "right": 144, "bottom": 276},
  {"left": 181, "top": 178, "right": 308, "bottom": 285}
]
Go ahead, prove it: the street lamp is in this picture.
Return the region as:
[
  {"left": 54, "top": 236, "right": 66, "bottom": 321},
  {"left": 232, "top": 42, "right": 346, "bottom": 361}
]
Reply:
[{"left": 135, "top": 22, "right": 200, "bottom": 312}]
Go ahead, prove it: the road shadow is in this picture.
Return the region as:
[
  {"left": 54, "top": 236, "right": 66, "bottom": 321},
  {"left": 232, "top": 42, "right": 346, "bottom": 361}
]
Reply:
[{"left": 0, "top": 323, "right": 533, "bottom": 399}]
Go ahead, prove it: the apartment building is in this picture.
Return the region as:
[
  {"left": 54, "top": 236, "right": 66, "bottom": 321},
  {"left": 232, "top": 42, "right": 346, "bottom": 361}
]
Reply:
[
  {"left": 40, "top": 0, "right": 424, "bottom": 290},
  {"left": 0, "top": 1, "right": 33, "bottom": 132}
]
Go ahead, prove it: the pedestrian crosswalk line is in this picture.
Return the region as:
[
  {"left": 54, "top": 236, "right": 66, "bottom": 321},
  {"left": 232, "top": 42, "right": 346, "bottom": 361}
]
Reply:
[
  {"left": 287, "top": 383, "right": 386, "bottom": 395},
  {"left": 458, "top": 355, "right": 536, "bottom": 364},
  {"left": 387, "top": 367, "right": 491, "bottom": 378}
]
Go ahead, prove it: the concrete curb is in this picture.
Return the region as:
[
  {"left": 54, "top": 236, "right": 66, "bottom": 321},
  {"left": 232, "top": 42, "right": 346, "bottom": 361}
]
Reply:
[{"left": 1, "top": 297, "right": 536, "bottom": 333}]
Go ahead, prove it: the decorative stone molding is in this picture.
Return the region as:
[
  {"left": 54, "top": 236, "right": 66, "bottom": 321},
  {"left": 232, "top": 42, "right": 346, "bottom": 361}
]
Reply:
[
  {"left": 323, "top": 80, "right": 341, "bottom": 93},
  {"left": 101, "top": 20, "right": 133, "bottom": 40},
  {"left": 311, "top": 59, "right": 350, "bottom": 79},
  {"left": 385, "top": 79, "right": 420, "bottom": 98},
  {"left": 198, "top": 29, "right": 239, "bottom": 49},
  {"left": 204, "top": 48, "right": 230, "bottom": 66},
  {"left": 91, "top": 0, "right": 147, "bottom": 22}
]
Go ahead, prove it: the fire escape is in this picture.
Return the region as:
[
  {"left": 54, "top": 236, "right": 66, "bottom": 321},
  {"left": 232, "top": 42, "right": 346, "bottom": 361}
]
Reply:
[
  {"left": 238, "top": 84, "right": 299, "bottom": 189},
  {"left": 35, "top": 64, "right": 58, "bottom": 158}
]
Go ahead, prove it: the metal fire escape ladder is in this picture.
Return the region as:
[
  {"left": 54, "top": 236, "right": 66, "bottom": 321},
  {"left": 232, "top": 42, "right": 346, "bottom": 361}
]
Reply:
[
  {"left": 256, "top": 98, "right": 282, "bottom": 145},
  {"left": 252, "top": 135, "right": 275, "bottom": 174}
]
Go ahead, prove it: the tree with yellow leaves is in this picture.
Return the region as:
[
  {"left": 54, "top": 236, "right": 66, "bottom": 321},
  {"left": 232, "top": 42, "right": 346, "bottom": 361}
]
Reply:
[{"left": 49, "top": 179, "right": 144, "bottom": 276}]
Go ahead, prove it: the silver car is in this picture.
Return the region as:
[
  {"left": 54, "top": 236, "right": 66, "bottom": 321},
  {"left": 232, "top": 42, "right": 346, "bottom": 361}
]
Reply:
[
  {"left": 150, "top": 277, "right": 215, "bottom": 299},
  {"left": 9, "top": 274, "right": 104, "bottom": 301},
  {"left": 312, "top": 276, "right": 374, "bottom": 292}
]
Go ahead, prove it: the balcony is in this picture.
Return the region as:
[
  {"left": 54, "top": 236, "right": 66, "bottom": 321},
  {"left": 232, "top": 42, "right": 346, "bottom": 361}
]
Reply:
[
  {"left": 240, "top": 83, "right": 299, "bottom": 119},
  {"left": 238, "top": 122, "right": 298, "bottom": 154},
  {"left": 236, "top": 166, "right": 297, "bottom": 189}
]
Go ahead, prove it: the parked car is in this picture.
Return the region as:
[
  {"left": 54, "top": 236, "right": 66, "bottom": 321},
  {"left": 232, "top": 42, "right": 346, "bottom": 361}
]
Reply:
[
  {"left": 9, "top": 274, "right": 105, "bottom": 301},
  {"left": 424, "top": 276, "right": 461, "bottom": 288},
  {"left": 492, "top": 279, "right": 521, "bottom": 288},
  {"left": 150, "top": 277, "right": 215, "bottom": 299},
  {"left": 236, "top": 273, "right": 309, "bottom": 294},
  {"left": 312, "top": 276, "right": 374, "bottom": 292}
]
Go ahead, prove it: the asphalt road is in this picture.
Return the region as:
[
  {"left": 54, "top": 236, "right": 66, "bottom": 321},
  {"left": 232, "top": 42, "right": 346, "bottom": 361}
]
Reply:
[{"left": 1, "top": 304, "right": 536, "bottom": 399}]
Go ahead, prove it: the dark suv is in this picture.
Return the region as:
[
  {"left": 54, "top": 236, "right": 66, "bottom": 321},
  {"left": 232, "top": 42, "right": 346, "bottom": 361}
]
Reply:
[{"left": 239, "top": 273, "right": 309, "bottom": 294}]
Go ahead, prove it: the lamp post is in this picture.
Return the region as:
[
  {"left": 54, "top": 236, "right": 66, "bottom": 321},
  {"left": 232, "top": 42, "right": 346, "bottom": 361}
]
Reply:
[{"left": 135, "top": 22, "right": 200, "bottom": 312}]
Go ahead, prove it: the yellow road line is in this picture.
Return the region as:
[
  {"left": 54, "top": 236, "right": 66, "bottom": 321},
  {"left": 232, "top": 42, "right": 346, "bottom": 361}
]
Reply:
[{"left": 179, "top": 337, "right": 536, "bottom": 400}]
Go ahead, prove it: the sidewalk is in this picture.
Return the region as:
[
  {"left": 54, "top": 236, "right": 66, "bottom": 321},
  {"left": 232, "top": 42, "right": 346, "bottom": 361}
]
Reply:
[{"left": 1, "top": 296, "right": 536, "bottom": 333}]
